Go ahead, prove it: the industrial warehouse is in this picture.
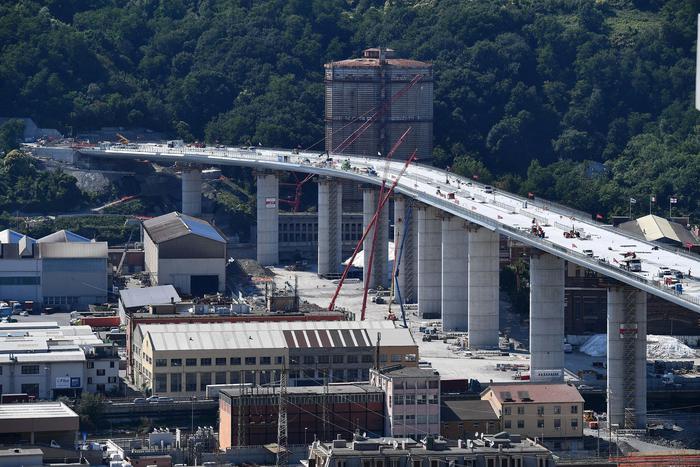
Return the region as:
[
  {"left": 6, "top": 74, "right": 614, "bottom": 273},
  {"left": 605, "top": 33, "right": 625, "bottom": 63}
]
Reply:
[{"left": 131, "top": 320, "right": 418, "bottom": 396}]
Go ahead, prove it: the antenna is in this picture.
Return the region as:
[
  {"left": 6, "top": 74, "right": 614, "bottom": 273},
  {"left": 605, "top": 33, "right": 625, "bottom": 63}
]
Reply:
[{"left": 375, "top": 332, "right": 382, "bottom": 370}]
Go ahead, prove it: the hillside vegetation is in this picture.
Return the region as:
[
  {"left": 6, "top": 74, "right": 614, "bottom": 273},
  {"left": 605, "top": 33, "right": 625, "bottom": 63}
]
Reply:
[{"left": 1, "top": 0, "right": 698, "bottom": 220}]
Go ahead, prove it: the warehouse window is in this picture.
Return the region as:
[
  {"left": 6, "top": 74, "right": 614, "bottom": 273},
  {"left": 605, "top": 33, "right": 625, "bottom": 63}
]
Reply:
[
  {"left": 200, "top": 372, "right": 211, "bottom": 391},
  {"left": 155, "top": 374, "right": 167, "bottom": 393},
  {"left": 21, "top": 384, "right": 39, "bottom": 397},
  {"left": 186, "top": 358, "right": 197, "bottom": 367},
  {"left": 185, "top": 373, "right": 197, "bottom": 391},
  {"left": 215, "top": 372, "right": 226, "bottom": 384},
  {"left": 230, "top": 372, "right": 240, "bottom": 384},
  {"left": 97, "top": 369, "right": 105, "bottom": 376},
  {"left": 155, "top": 359, "right": 167, "bottom": 367},
  {"left": 170, "top": 373, "right": 182, "bottom": 392},
  {"left": 200, "top": 358, "right": 211, "bottom": 366},
  {"left": 332, "top": 355, "right": 344, "bottom": 364},
  {"left": 260, "top": 357, "right": 271, "bottom": 365},
  {"left": 347, "top": 355, "right": 358, "bottom": 364},
  {"left": 21, "top": 365, "right": 39, "bottom": 375},
  {"left": 215, "top": 358, "right": 226, "bottom": 366},
  {"left": 245, "top": 357, "right": 256, "bottom": 365},
  {"left": 171, "top": 359, "right": 182, "bottom": 367},
  {"left": 230, "top": 357, "right": 241, "bottom": 365}
]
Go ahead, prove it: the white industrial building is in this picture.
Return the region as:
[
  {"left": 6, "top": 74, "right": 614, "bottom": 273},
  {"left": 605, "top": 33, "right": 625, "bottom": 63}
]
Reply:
[
  {"left": 143, "top": 212, "right": 226, "bottom": 296},
  {"left": 0, "top": 322, "right": 119, "bottom": 398},
  {"left": 0, "top": 229, "right": 108, "bottom": 310}
]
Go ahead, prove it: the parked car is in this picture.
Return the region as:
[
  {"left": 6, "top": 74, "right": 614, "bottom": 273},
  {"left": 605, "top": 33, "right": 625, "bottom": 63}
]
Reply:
[{"left": 133, "top": 398, "right": 147, "bottom": 404}]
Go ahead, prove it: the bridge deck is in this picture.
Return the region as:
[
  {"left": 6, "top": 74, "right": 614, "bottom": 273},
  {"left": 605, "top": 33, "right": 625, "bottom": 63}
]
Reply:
[{"left": 74, "top": 142, "right": 700, "bottom": 313}]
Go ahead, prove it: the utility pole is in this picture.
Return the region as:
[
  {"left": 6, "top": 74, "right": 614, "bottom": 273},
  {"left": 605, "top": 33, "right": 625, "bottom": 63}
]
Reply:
[
  {"left": 276, "top": 363, "right": 289, "bottom": 467},
  {"left": 237, "top": 370, "right": 247, "bottom": 447}
]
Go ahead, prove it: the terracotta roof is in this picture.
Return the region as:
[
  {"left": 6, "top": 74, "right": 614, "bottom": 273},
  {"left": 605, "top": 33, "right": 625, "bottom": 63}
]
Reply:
[{"left": 483, "top": 383, "right": 584, "bottom": 404}]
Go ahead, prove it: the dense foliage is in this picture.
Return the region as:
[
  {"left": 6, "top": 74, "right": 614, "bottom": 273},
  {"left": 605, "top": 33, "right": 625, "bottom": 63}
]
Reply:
[
  {"left": 1, "top": 0, "right": 698, "bottom": 219},
  {"left": 0, "top": 150, "right": 86, "bottom": 212}
]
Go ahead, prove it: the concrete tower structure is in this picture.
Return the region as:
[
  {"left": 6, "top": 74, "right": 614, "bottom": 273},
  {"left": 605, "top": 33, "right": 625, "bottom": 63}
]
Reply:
[
  {"left": 181, "top": 167, "right": 202, "bottom": 217},
  {"left": 256, "top": 172, "right": 279, "bottom": 265},
  {"left": 324, "top": 48, "right": 433, "bottom": 161}
]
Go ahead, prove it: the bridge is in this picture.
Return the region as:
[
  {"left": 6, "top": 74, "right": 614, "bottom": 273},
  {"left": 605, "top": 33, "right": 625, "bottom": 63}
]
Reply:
[{"left": 62, "top": 141, "right": 700, "bottom": 430}]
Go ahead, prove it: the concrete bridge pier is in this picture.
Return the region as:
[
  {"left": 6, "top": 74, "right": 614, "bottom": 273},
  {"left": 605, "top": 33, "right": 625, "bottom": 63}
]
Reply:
[
  {"left": 467, "top": 225, "right": 500, "bottom": 349},
  {"left": 529, "top": 252, "right": 565, "bottom": 382},
  {"left": 607, "top": 286, "right": 647, "bottom": 429},
  {"left": 256, "top": 172, "right": 279, "bottom": 265},
  {"left": 417, "top": 205, "right": 442, "bottom": 319},
  {"left": 441, "top": 214, "right": 469, "bottom": 331},
  {"left": 362, "top": 187, "right": 389, "bottom": 289},
  {"left": 317, "top": 177, "right": 343, "bottom": 276},
  {"left": 181, "top": 167, "right": 202, "bottom": 217},
  {"left": 393, "top": 196, "right": 417, "bottom": 303}
]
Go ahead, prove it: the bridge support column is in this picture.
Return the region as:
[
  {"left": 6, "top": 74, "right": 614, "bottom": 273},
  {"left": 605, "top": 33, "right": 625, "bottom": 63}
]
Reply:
[
  {"left": 394, "top": 196, "right": 417, "bottom": 304},
  {"left": 181, "top": 168, "right": 202, "bottom": 217},
  {"left": 467, "top": 226, "right": 500, "bottom": 349},
  {"left": 417, "top": 205, "right": 442, "bottom": 318},
  {"left": 607, "top": 286, "right": 647, "bottom": 429},
  {"left": 529, "top": 252, "right": 565, "bottom": 382},
  {"left": 362, "top": 187, "right": 389, "bottom": 289},
  {"left": 317, "top": 177, "right": 342, "bottom": 277},
  {"left": 441, "top": 214, "right": 469, "bottom": 331},
  {"left": 256, "top": 172, "right": 279, "bottom": 265}
]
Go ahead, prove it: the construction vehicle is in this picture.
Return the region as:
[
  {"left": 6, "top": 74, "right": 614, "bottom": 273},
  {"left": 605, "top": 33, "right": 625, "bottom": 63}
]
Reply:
[
  {"left": 584, "top": 410, "right": 599, "bottom": 429},
  {"left": 116, "top": 133, "right": 129, "bottom": 144},
  {"left": 563, "top": 229, "right": 581, "bottom": 239}
]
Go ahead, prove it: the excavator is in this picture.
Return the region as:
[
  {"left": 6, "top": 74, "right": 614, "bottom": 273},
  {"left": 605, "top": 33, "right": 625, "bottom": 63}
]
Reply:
[{"left": 116, "top": 133, "right": 129, "bottom": 144}]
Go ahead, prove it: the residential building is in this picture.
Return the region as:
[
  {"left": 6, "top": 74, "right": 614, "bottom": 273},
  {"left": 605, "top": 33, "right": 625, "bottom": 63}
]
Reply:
[
  {"left": 305, "top": 432, "right": 554, "bottom": 467},
  {"left": 370, "top": 366, "right": 440, "bottom": 439},
  {"left": 132, "top": 321, "right": 418, "bottom": 396},
  {"left": 0, "top": 322, "right": 119, "bottom": 397},
  {"left": 219, "top": 384, "right": 385, "bottom": 448},
  {"left": 481, "top": 383, "right": 584, "bottom": 439},
  {"left": 143, "top": 212, "right": 226, "bottom": 295},
  {"left": 441, "top": 399, "right": 500, "bottom": 440},
  {"left": 0, "top": 402, "right": 78, "bottom": 447},
  {"left": 0, "top": 229, "right": 108, "bottom": 310}
]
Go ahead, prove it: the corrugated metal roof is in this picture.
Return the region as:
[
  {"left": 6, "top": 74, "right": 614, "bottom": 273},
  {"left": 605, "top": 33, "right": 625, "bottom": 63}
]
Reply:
[
  {"left": 37, "top": 242, "right": 107, "bottom": 258},
  {"left": 142, "top": 320, "right": 413, "bottom": 351},
  {"left": 143, "top": 212, "right": 225, "bottom": 244},
  {"left": 120, "top": 285, "right": 181, "bottom": 309},
  {"left": 37, "top": 229, "right": 90, "bottom": 243},
  {"left": 0, "top": 402, "right": 78, "bottom": 420}
]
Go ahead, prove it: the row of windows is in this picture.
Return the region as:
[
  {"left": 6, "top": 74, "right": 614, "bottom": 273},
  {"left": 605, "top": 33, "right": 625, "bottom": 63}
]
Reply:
[
  {"left": 45, "top": 296, "right": 79, "bottom": 305},
  {"left": 155, "top": 356, "right": 284, "bottom": 368},
  {"left": 393, "top": 414, "right": 439, "bottom": 423},
  {"left": 278, "top": 222, "right": 363, "bottom": 243},
  {"left": 503, "top": 419, "right": 578, "bottom": 430},
  {"left": 153, "top": 367, "right": 372, "bottom": 393},
  {"left": 351, "top": 458, "right": 543, "bottom": 467},
  {"left": 0, "top": 276, "right": 40, "bottom": 285},
  {"left": 503, "top": 405, "right": 578, "bottom": 416},
  {"left": 289, "top": 354, "right": 373, "bottom": 365},
  {"left": 87, "top": 361, "right": 116, "bottom": 369},
  {"left": 391, "top": 394, "right": 438, "bottom": 406}
]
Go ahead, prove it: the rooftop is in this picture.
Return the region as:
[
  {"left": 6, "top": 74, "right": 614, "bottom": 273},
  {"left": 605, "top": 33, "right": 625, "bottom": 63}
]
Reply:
[
  {"left": 374, "top": 366, "right": 439, "bottom": 378},
  {"left": 143, "top": 211, "right": 225, "bottom": 244},
  {"left": 221, "top": 383, "right": 382, "bottom": 399},
  {"left": 120, "top": 285, "right": 181, "bottom": 309},
  {"left": 0, "top": 229, "right": 35, "bottom": 244},
  {"left": 0, "top": 402, "right": 78, "bottom": 421},
  {"left": 484, "top": 383, "right": 584, "bottom": 404},
  {"left": 312, "top": 432, "right": 549, "bottom": 457},
  {"left": 0, "top": 448, "right": 44, "bottom": 458},
  {"left": 140, "top": 320, "right": 413, "bottom": 352},
  {"left": 620, "top": 214, "right": 698, "bottom": 246},
  {"left": 37, "top": 229, "right": 90, "bottom": 243},
  {"left": 441, "top": 399, "right": 499, "bottom": 422}
]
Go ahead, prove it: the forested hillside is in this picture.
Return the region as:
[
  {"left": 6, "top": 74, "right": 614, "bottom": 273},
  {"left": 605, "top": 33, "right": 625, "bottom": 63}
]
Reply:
[{"left": 1, "top": 0, "right": 698, "bottom": 219}]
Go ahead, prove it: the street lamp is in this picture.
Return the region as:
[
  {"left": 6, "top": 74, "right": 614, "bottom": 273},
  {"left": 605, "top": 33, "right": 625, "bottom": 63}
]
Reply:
[{"left": 304, "top": 427, "right": 308, "bottom": 446}]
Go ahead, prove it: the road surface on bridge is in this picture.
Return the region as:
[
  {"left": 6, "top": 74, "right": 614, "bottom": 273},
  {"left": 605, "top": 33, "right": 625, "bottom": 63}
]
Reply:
[{"left": 76, "top": 142, "right": 700, "bottom": 313}]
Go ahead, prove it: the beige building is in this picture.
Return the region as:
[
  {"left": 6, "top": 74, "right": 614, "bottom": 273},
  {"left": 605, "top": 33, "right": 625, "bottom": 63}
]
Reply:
[
  {"left": 133, "top": 321, "right": 418, "bottom": 397},
  {"left": 143, "top": 212, "right": 226, "bottom": 296},
  {"left": 481, "top": 383, "right": 584, "bottom": 439}
]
